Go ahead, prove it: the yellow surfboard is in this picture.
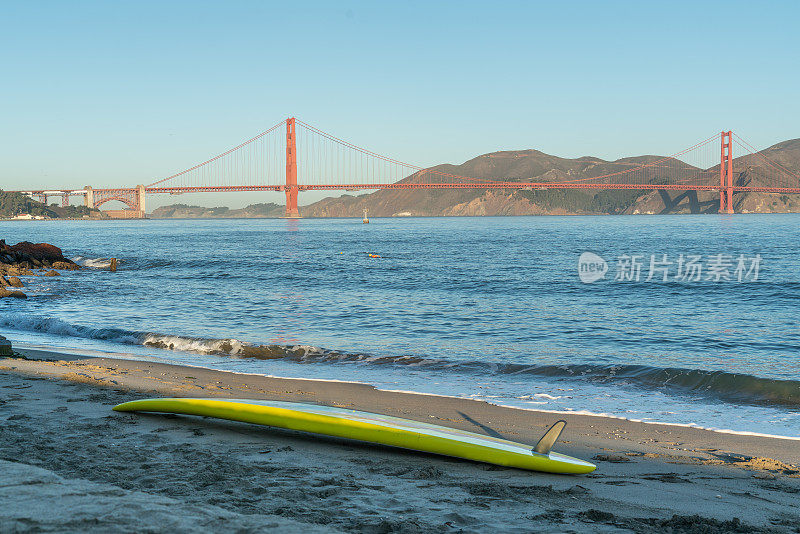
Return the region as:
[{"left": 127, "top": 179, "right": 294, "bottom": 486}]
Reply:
[{"left": 113, "top": 398, "right": 595, "bottom": 474}]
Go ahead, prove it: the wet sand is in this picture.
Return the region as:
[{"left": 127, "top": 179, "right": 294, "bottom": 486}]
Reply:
[{"left": 1, "top": 348, "right": 799, "bottom": 532}]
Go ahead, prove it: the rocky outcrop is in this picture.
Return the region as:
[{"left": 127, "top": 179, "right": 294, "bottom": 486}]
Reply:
[
  {"left": 0, "top": 240, "right": 81, "bottom": 300},
  {"left": 5, "top": 241, "right": 64, "bottom": 262},
  {"left": 0, "top": 240, "right": 79, "bottom": 271}
]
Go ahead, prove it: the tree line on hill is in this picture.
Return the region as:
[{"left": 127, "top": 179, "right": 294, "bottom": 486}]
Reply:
[{"left": 0, "top": 190, "right": 97, "bottom": 218}]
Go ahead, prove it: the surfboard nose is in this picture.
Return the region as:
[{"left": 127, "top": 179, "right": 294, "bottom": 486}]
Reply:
[{"left": 547, "top": 452, "right": 597, "bottom": 473}]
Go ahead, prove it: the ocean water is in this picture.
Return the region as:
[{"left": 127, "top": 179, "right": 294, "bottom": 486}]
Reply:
[{"left": 2, "top": 215, "right": 799, "bottom": 437}]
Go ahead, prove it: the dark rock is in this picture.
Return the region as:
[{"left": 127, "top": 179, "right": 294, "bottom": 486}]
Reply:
[
  {"left": 5, "top": 267, "right": 34, "bottom": 276},
  {"left": 0, "top": 335, "right": 11, "bottom": 356},
  {"left": 2, "top": 241, "right": 64, "bottom": 262},
  {"left": 52, "top": 261, "right": 80, "bottom": 271},
  {"left": 44, "top": 270, "right": 60, "bottom": 277},
  {"left": 0, "top": 289, "right": 26, "bottom": 299},
  {"left": 6, "top": 276, "right": 23, "bottom": 288},
  {"left": 0, "top": 240, "right": 79, "bottom": 270}
]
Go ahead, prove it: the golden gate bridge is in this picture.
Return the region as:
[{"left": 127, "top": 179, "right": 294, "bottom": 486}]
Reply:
[{"left": 13, "top": 118, "right": 800, "bottom": 217}]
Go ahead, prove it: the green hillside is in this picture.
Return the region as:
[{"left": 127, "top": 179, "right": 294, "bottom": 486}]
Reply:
[{"left": 0, "top": 190, "right": 97, "bottom": 218}]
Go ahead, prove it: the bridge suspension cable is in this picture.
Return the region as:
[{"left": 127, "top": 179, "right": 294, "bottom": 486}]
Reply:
[
  {"left": 147, "top": 119, "right": 286, "bottom": 190},
  {"left": 294, "top": 120, "right": 729, "bottom": 191},
  {"left": 730, "top": 133, "right": 800, "bottom": 191}
]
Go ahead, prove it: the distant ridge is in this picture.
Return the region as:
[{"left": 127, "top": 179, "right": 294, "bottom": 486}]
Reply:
[
  {"left": 302, "top": 138, "right": 800, "bottom": 216},
  {"left": 151, "top": 203, "right": 284, "bottom": 219}
]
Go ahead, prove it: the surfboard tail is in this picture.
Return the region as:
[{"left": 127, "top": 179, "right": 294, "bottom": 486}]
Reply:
[{"left": 533, "top": 420, "right": 566, "bottom": 455}]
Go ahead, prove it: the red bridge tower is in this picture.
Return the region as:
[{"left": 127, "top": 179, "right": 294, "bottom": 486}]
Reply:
[
  {"left": 719, "top": 131, "right": 734, "bottom": 214},
  {"left": 285, "top": 117, "right": 300, "bottom": 218}
]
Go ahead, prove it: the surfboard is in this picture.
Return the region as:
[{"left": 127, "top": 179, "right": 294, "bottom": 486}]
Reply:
[{"left": 113, "top": 398, "right": 596, "bottom": 474}]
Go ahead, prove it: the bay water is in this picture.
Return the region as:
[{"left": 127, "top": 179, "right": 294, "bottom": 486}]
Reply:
[{"left": 2, "top": 215, "right": 798, "bottom": 437}]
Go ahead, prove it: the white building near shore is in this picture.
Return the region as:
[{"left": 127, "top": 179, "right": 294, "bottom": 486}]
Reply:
[{"left": 10, "top": 213, "right": 47, "bottom": 220}]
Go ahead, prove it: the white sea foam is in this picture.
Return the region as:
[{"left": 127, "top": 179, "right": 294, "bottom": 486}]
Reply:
[
  {"left": 141, "top": 334, "right": 245, "bottom": 355},
  {"left": 71, "top": 256, "right": 114, "bottom": 269},
  {"left": 533, "top": 393, "right": 563, "bottom": 400}
]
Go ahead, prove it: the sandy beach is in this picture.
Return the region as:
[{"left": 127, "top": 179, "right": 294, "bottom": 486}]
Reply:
[{"left": 1, "top": 347, "right": 799, "bottom": 533}]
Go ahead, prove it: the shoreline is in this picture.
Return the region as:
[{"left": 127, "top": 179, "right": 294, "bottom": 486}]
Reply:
[
  {"left": 487, "top": 403, "right": 800, "bottom": 443},
  {"left": 8, "top": 345, "right": 800, "bottom": 456},
  {"left": 9, "top": 336, "right": 800, "bottom": 440},
  {"left": 2, "top": 347, "right": 799, "bottom": 531}
]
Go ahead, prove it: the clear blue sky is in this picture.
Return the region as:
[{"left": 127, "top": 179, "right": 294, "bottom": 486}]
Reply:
[{"left": 1, "top": 0, "right": 798, "bottom": 208}]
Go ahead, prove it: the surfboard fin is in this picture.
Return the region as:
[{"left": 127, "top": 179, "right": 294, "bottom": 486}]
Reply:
[{"left": 533, "top": 420, "right": 566, "bottom": 455}]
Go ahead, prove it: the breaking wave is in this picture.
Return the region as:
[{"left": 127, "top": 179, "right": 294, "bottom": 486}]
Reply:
[
  {"left": 2, "top": 314, "right": 799, "bottom": 408},
  {"left": 71, "top": 256, "right": 115, "bottom": 269}
]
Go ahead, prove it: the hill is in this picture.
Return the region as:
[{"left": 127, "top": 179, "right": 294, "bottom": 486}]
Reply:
[
  {"left": 150, "top": 203, "right": 284, "bottom": 219},
  {"left": 627, "top": 138, "right": 800, "bottom": 215},
  {"left": 0, "top": 191, "right": 99, "bottom": 219},
  {"left": 301, "top": 139, "right": 800, "bottom": 216}
]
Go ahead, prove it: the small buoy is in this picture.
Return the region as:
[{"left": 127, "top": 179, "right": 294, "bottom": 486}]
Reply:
[
  {"left": 109, "top": 258, "right": 117, "bottom": 272},
  {"left": 362, "top": 208, "right": 369, "bottom": 224}
]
